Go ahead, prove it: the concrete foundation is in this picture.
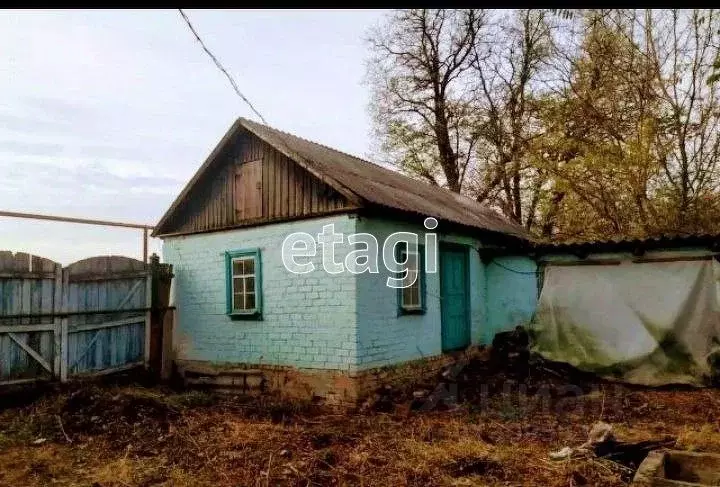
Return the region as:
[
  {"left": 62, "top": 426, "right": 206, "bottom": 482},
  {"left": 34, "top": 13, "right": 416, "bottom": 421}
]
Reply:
[
  {"left": 175, "top": 347, "right": 479, "bottom": 406},
  {"left": 633, "top": 449, "right": 720, "bottom": 486}
]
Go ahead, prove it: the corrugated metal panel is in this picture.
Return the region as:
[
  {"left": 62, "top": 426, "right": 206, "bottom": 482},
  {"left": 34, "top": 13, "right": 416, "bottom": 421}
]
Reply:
[{"left": 534, "top": 233, "right": 720, "bottom": 255}]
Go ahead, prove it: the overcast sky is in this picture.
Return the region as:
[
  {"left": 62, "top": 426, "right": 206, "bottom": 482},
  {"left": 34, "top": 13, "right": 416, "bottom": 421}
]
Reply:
[{"left": 0, "top": 9, "right": 386, "bottom": 264}]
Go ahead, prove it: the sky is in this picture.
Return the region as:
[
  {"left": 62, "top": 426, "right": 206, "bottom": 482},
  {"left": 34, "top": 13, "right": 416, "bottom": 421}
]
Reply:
[{"left": 0, "top": 9, "right": 387, "bottom": 264}]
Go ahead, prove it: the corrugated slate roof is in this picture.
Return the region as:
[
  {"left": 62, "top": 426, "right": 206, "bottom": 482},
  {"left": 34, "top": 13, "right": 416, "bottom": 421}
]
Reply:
[
  {"left": 235, "top": 118, "right": 530, "bottom": 240},
  {"left": 534, "top": 233, "right": 720, "bottom": 254}
]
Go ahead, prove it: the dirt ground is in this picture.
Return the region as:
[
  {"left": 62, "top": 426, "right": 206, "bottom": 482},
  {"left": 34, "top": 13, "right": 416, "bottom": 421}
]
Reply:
[{"left": 1, "top": 354, "right": 720, "bottom": 487}]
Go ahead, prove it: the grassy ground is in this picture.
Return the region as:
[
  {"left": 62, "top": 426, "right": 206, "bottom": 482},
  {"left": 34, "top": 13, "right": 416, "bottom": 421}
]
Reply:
[{"left": 1, "top": 364, "right": 720, "bottom": 486}]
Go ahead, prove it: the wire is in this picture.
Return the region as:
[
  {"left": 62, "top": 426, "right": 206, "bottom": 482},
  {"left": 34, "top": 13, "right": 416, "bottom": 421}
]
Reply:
[
  {"left": 489, "top": 259, "right": 540, "bottom": 275},
  {"left": 178, "top": 9, "right": 268, "bottom": 125},
  {"left": 176, "top": 10, "right": 537, "bottom": 283}
]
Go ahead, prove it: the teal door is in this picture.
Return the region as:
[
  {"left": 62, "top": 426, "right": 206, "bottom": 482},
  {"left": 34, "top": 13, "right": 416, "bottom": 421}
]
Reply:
[{"left": 440, "top": 245, "right": 471, "bottom": 352}]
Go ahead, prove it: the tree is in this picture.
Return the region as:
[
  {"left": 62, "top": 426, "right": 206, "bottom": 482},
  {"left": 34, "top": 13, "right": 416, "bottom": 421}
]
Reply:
[
  {"left": 367, "top": 9, "right": 487, "bottom": 192},
  {"left": 470, "top": 9, "right": 558, "bottom": 229},
  {"left": 644, "top": 9, "right": 720, "bottom": 233},
  {"left": 367, "top": 9, "right": 720, "bottom": 242},
  {"left": 367, "top": 9, "right": 560, "bottom": 229},
  {"left": 537, "top": 10, "right": 665, "bottom": 239}
]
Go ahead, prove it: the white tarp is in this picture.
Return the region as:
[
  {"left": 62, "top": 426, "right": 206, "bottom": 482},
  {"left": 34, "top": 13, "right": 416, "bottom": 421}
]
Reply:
[{"left": 531, "top": 258, "right": 720, "bottom": 385}]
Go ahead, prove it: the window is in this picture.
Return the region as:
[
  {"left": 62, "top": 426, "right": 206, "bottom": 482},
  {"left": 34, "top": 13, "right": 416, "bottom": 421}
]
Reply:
[
  {"left": 398, "top": 244, "right": 426, "bottom": 315},
  {"left": 226, "top": 249, "right": 262, "bottom": 318}
]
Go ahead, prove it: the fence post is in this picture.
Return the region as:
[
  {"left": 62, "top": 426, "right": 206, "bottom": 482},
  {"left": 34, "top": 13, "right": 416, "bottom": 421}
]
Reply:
[
  {"left": 52, "top": 263, "right": 63, "bottom": 379},
  {"left": 144, "top": 256, "right": 155, "bottom": 368},
  {"left": 59, "top": 267, "right": 69, "bottom": 383}
]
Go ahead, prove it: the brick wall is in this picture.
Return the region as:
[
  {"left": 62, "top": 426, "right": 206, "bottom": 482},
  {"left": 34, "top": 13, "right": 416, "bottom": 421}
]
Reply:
[
  {"left": 163, "top": 214, "right": 358, "bottom": 371},
  {"left": 355, "top": 217, "right": 486, "bottom": 370},
  {"left": 163, "top": 211, "right": 530, "bottom": 384}
]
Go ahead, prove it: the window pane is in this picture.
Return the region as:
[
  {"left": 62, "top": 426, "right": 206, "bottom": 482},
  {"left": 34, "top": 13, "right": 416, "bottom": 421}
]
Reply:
[
  {"left": 404, "top": 270, "right": 418, "bottom": 288},
  {"left": 407, "top": 252, "right": 418, "bottom": 272},
  {"left": 401, "top": 249, "right": 421, "bottom": 308},
  {"left": 402, "top": 277, "right": 420, "bottom": 307},
  {"left": 245, "top": 293, "right": 255, "bottom": 310},
  {"left": 233, "top": 259, "right": 244, "bottom": 275},
  {"left": 403, "top": 285, "right": 413, "bottom": 306},
  {"left": 233, "top": 293, "right": 244, "bottom": 311},
  {"left": 244, "top": 258, "right": 255, "bottom": 275},
  {"left": 244, "top": 276, "right": 255, "bottom": 294},
  {"left": 234, "top": 277, "right": 245, "bottom": 294},
  {"left": 410, "top": 283, "right": 420, "bottom": 306}
]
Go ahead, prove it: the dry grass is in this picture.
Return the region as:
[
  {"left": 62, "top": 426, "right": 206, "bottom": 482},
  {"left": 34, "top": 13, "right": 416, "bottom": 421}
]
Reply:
[{"left": 1, "top": 375, "right": 719, "bottom": 486}]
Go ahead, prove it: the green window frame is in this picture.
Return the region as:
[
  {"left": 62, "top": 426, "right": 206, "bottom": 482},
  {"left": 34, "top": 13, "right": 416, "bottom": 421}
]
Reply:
[
  {"left": 225, "top": 248, "right": 262, "bottom": 320},
  {"left": 397, "top": 243, "right": 427, "bottom": 316}
]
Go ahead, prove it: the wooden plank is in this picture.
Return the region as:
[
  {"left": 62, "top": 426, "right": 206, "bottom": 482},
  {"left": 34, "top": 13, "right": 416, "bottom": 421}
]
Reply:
[
  {"left": 287, "top": 158, "right": 295, "bottom": 216},
  {"left": 0, "top": 376, "right": 50, "bottom": 386},
  {"left": 53, "top": 264, "right": 62, "bottom": 378},
  {"left": 60, "top": 268, "right": 69, "bottom": 382},
  {"left": 546, "top": 260, "right": 623, "bottom": 266},
  {"left": 253, "top": 159, "right": 263, "bottom": 218},
  {"left": 632, "top": 255, "right": 715, "bottom": 264},
  {"left": 0, "top": 272, "right": 55, "bottom": 279},
  {"left": 73, "top": 360, "right": 143, "bottom": 378},
  {"left": 0, "top": 306, "right": 160, "bottom": 320},
  {"left": 236, "top": 159, "right": 262, "bottom": 221},
  {"left": 68, "top": 316, "right": 144, "bottom": 333},
  {"left": 68, "top": 329, "right": 101, "bottom": 373},
  {"left": 311, "top": 178, "right": 319, "bottom": 213},
  {"left": 161, "top": 308, "right": 174, "bottom": 381},
  {"left": 269, "top": 149, "right": 278, "bottom": 218},
  {"left": 261, "top": 150, "right": 268, "bottom": 218},
  {"left": 0, "top": 324, "right": 56, "bottom": 333},
  {"left": 144, "top": 271, "right": 152, "bottom": 367},
  {"left": 7, "top": 332, "right": 52, "bottom": 372},
  {"left": 21, "top": 277, "right": 31, "bottom": 326},
  {"left": 275, "top": 153, "right": 284, "bottom": 218},
  {"left": 116, "top": 280, "right": 143, "bottom": 310},
  {"left": 282, "top": 152, "right": 289, "bottom": 216},
  {"left": 303, "top": 170, "right": 311, "bottom": 214}
]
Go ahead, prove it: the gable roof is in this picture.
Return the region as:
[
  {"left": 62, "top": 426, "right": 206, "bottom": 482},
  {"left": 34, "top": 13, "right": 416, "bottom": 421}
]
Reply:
[{"left": 154, "top": 117, "right": 531, "bottom": 241}]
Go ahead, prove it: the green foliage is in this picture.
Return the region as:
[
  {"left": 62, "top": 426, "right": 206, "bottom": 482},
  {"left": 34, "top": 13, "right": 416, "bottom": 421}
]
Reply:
[{"left": 368, "top": 9, "right": 720, "bottom": 241}]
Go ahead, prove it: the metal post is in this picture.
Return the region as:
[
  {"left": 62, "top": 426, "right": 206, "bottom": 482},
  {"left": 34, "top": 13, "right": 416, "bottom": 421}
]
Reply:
[
  {"left": 0, "top": 210, "right": 153, "bottom": 230},
  {"left": 143, "top": 228, "right": 149, "bottom": 264},
  {"left": 0, "top": 209, "right": 154, "bottom": 263}
]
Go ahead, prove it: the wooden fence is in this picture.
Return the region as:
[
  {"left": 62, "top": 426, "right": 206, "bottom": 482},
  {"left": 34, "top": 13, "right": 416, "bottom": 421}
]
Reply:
[{"left": 0, "top": 251, "right": 172, "bottom": 385}]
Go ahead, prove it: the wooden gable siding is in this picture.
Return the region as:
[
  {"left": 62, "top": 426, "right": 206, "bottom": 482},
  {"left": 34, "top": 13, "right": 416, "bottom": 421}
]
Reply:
[{"left": 160, "top": 131, "right": 353, "bottom": 236}]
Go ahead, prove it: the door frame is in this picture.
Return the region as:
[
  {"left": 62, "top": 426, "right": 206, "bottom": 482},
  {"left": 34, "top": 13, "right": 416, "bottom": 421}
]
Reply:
[{"left": 439, "top": 242, "right": 472, "bottom": 352}]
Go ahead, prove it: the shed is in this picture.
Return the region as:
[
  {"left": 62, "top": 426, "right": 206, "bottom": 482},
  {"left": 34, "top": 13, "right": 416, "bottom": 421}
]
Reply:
[
  {"left": 154, "top": 118, "right": 535, "bottom": 402},
  {"left": 527, "top": 234, "right": 720, "bottom": 386}
]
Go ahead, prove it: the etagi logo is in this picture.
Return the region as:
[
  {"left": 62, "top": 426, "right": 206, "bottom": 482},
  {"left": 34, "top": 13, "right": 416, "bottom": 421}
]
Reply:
[{"left": 282, "top": 217, "right": 439, "bottom": 289}]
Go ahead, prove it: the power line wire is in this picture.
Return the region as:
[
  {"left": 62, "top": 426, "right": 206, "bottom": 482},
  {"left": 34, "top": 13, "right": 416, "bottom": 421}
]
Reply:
[
  {"left": 489, "top": 259, "right": 540, "bottom": 275},
  {"left": 178, "top": 9, "right": 268, "bottom": 125}
]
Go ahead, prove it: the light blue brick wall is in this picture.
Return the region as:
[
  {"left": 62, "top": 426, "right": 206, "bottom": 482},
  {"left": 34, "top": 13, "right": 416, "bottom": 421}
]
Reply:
[
  {"left": 163, "top": 212, "right": 540, "bottom": 373},
  {"left": 163, "top": 214, "right": 358, "bottom": 371},
  {"left": 354, "top": 217, "right": 485, "bottom": 370},
  {"left": 484, "top": 256, "right": 538, "bottom": 342}
]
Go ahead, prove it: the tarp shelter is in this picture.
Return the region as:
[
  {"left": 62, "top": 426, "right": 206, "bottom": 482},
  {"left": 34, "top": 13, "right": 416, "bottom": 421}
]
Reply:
[{"left": 530, "top": 237, "right": 720, "bottom": 386}]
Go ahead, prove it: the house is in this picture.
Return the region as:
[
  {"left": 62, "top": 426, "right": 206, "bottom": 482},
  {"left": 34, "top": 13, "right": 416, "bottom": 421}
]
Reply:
[{"left": 153, "top": 118, "right": 537, "bottom": 403}]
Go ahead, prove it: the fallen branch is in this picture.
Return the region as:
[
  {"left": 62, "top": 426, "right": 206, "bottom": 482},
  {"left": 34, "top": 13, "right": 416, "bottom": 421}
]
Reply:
[{"left": 55, "top": 415, "right": 72, "bottom": 444}]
